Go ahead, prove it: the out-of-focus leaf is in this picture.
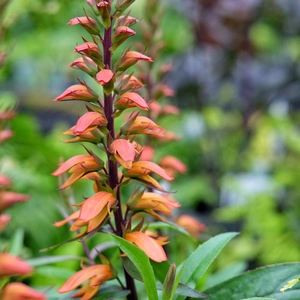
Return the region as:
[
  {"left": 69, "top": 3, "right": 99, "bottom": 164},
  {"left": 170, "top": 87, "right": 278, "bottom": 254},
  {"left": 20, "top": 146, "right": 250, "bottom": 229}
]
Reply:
[
  {"left": 148, "top": 222, "right": 191, "bottom": 237},
  {"left": 205, "top": 263, "right": 300, "bottom": 300},
  {"left": 35, "top": 266, "right": 74, "bottom": 279}
]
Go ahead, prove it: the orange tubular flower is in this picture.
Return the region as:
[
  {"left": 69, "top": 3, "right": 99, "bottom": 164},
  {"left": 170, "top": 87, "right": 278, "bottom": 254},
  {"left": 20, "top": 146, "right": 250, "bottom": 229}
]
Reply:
[
  {"left": 1, "top": 282, "right": 46, "bottom": 300},
  {"left": 117, "top": 74, "right": 143, "bottom": 92},
  {"left": 115, "top": 92, "right": 149, "bottom": 111},
  {"left": 125, "top": 231, "right": 167, "bottom": 262},
  {"left": 74, "top": 42, "right": 103, "bottom": 65},
  {"left": 116, "top": 51, "right": 153, "bottom": 71},
  {"left": 121, "top": 116, "right": 165, "bottom": 137},
  {"left": 54, "top": 84, "right": 98, "bottom": 102},
  {"left": 128, "top": 192, "right": 180, "bottom": 216},
  {"left": 108, "top": 139, "right": 135, "bottom": 169},
  {"left": 57, "top": 264, "right": 114, "bottom": 300},
  {"left": 0, "top": 191, "right": 29, "bottom": 212},
  {"left": 52, "top": 155, "right": 104, "bottom": 189},
  {"left": 177, "top": 215, "right": 206, "bottom": 238},
  {"left": 0, "top": 253, "right": 33, "bottom": 277}
]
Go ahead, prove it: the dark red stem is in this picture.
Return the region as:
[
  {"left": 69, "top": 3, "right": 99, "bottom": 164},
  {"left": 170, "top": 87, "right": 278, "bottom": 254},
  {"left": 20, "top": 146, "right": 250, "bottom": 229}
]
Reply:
[{"left": 102, "top": 21, "right": 138, "bottom": 300}]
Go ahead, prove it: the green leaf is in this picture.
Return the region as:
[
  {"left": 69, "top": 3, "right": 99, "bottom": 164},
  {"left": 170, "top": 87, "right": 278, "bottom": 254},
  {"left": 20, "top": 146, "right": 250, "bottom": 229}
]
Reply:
[
  {"left": 111, "top": 235, "right": 159, "bottom": 300},
  {"left": 175, "top": 232, "right": 238, "bottom": 300},
  {"left": 9, "top": 228, "right": 24, "bottom": 256},
  {"left": 27, "top": 255, "right": 84, "bottom": 267},
  {"left": 204, "top": 263, "right": 300, "bottom": 300},
  {"left": 175, "top": 284, "right": 209, "bottom": 298},
  {"left": 162, "top": 264, "right": 176, "bottom": 300},
  {"left": 151, "top": 260, "right": 171, "bottom": 283},
  {"left": 35, "top": 266, "right": 74, "bottom": 279},
  {"left": 93, "top": 285, "right": 130, "bottom": 299}
]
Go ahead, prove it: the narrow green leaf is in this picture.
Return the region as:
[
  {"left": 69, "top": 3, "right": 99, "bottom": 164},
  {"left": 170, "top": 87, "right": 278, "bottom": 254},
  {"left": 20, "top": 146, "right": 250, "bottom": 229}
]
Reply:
[
  {"left": 175, "top": 232, "right": 238, "bottom": 300},
  {"left": 35, "top": 266, "right": 74, "bottom": 279},
  {"left": 162, "top": 264, "right": 176, "bottom": 300},
  {"left": 151, "top": 260, "right": 171, "bottom": 283},
  {"left": 27, "top": 255, "right": 84, "bottom": 267},
  {"left": 175, "top": 283, "right": 209, "bottom": 298},
  {"left": 111, "top": 235, "right": 159, "bottom": 300},
  {"left": 93, "top": 285, "right": 130, "bottom": 299},
  {"left": 204, "top": 263, "right": 300, "bottom": 300},
  {"left": 122, "top": 257, "right": 143, "bottom": 282},
  {"left": 9, "top": 228, "right": 24, "bottom": 256}
]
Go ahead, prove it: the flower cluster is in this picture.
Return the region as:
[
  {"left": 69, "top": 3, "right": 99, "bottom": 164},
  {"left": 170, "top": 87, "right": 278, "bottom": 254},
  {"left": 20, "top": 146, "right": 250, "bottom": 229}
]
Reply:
[{"left": 52, "top": 0, "right": 196, "bottom": 298}]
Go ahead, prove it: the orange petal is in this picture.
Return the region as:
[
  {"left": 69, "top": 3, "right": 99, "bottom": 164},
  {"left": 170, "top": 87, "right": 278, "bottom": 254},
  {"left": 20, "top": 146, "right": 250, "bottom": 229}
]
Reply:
[
  {"left": 57, "top": 265, "right": 113, "bottom": 293},
  {"left": 126, "top": 161, "right": 174, "bottom": 181},
  {"left": 125, "top": 232, "right": 167, "bottom": 262},
  {"left": 54, "top": 84, "right": 98, "bottom": 102},
  {"left": 74, "top": 112, "right": 107, "bottom": 135},
  {"left": 109, "top": 139, "right": 135, "bottom": 164},
  {"left": 115, "top": 92, "right": 149, "bottom": 110},
  {"left": 2, "top": 282, "right": 46, "bottom": 300},
  {"left": 96, "top": 69, "right": 114, "bottom": 85},
  {"left": 79, "top": 191, "right": 116, "bottom": 222},
  {"left": 159, "top": 156, "right": 187, "bottom": 174},
  {"left": 53, "top": 210, "right": 80, "bottom": 227},
  {"left": 0, "top": 253, "right": 33, "bottom": 276},
  {"left": 52, "top": 155, "right": 94, "bottom": 176}
]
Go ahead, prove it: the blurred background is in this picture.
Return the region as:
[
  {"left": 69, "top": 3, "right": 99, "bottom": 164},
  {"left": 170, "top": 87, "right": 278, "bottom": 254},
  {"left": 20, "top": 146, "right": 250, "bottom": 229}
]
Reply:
[{"left": 1, "top": 0, "right": 300, "bottom": 289}]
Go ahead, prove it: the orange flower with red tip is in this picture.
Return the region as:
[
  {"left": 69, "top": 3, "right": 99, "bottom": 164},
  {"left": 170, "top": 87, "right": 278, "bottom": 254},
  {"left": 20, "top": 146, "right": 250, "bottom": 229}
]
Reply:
[
  {"left": 0, "top": 253, "right": 33, "bottom": 277},
  {"left": 1, "top": 282, "right": 46, "bottom": 300},
  {"left": 52, "top": 155, "right": 104, "bottom": 189},
  {"left": 54, "top": 84, "right": 98, "bottom": 102},
  {"left": 115, "top": 92, "right": 149, "bottom": 111},
  {"left": 74, "top": 42, "right": 103, "bottom": 65},
  {"left": 57, "top": 264, "right": 114, "bottom": 300},
  {"left": 116, "top": 51, "right": 153, "bottom": 71},
  {"left": 125, "top": 231, "right": 168, "bottom": 262},
  {"left": 109, "top": 139, "right": 135, "bottom": 169}
]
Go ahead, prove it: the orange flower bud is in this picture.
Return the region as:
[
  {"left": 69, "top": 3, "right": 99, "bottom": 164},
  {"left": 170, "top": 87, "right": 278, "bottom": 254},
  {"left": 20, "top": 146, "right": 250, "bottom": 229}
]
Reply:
[
  {"left": 74, "top": 42, "right": 103, "bottom": 67},
  {"left": 68, "top": 16, "right": 100, "bottom": 35},
  {"left": 54, "top": 84, "right": 98, "bottom": 102},
  {"left": 109, "top": 139, "right": 136, "bottom": 169},
  {"left": 69, "top": 56, "right": 98, "bottom": 76},
  {"left": 0, "top": 191, "right": 29, "bottom": 212},
  {"left": 116, "top": 51, "right": 153, "bottom": 71},
  {"left": 97, "top": 1, "right": 111, "bottom": 29},
  {"left": 1, "top": 282, "right": 46, "bottom": 300},
  {"left": 115, "top": 92, "right": 149, "bottom": 111},
  {"left": 74, "top": 111, "right": 107, "bottom": 135},
  {"left": 111, "top": 26, "right": 136, "bottom": 51},
  {"left": 96, "top": 69, "right": 115, "bottom": 95},
  {"left": 116, "top": 74, "right": 143, "bottom": 93},
  {"left": 116, "top": 15, "right": 138, "bottom": 27},
  {"left": 0, "top": 253, "right": 33, "bottom": 276}
]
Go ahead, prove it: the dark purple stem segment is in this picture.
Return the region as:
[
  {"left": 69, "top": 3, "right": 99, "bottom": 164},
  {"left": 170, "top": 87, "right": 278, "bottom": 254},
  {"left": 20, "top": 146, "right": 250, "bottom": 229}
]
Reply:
[{"left": 102, "top": 22, "right": 138, "bottom": 300}]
